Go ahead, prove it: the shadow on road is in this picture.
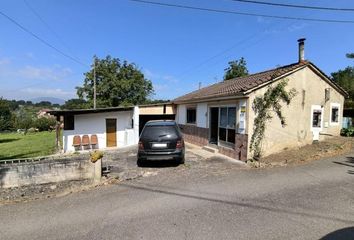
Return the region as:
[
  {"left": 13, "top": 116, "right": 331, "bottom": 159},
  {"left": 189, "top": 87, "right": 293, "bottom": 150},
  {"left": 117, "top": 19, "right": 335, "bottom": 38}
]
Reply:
[
  {"left": 332, "top": 157, "right": 354, "bottom": 174},
  {"left": 320, "top": 227, "right": 354, "bottom": 239}
]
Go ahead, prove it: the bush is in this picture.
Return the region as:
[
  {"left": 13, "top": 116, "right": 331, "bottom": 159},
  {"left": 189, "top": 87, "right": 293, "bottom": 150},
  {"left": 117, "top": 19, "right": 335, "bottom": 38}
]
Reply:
[
  {"left": 35, "top": 117, "right": 57, "bottom": 131},
  {"left": 340, "top": 127, "right": 354, "bottom": 137}
]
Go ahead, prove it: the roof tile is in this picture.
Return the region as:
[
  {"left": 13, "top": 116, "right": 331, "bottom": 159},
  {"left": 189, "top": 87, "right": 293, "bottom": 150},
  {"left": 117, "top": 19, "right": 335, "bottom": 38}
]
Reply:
[{"left": 173, "top": 61, "right": 309, "bottom": 102}]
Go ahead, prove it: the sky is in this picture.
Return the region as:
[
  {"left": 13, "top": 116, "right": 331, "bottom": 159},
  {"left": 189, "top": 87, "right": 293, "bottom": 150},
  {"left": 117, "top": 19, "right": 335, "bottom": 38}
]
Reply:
[{"left": 0, "top": 0, "right": 353, "bottom": 102}]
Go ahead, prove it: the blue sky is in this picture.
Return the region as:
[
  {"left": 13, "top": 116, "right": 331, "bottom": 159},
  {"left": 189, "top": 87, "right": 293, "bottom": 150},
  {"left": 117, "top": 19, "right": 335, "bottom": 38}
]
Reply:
[{"left": 0, "top": 0, "right": 353, "bottom": 102}]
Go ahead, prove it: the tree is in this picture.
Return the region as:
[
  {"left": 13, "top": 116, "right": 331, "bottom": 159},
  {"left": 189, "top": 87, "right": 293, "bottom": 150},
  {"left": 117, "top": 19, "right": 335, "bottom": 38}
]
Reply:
[
  {"left": 35, "top": 117, "right": 57, "bottom": 131},
  {"left": 223, "top": 57, "right": 249, "bottom": 80},
  {"left": 331, "top": 66, "right": 354, "bottom": 108},
  {"left": 61, "top": 98, "right": 90, "bottom": 110},
  {"left": 14, "top": 107, "right": 33, "bottom": 134},
  {"left": 0, "top": 98, "right": 12, "bottom": 131},
  {"left": 346, "top": 53, "right": 354, "bottom": 59},
  {"left": 76, "top": 56, "right": 154, "bottom": 108},
  {"left": 35, "top": 101, "right": 52, "bottom": 107}
]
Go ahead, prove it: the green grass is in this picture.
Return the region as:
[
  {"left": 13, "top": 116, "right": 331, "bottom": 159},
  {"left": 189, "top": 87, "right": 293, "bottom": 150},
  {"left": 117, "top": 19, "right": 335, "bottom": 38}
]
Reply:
[{"left": 0, "top": 132, "right": 56, "bottom": 160}]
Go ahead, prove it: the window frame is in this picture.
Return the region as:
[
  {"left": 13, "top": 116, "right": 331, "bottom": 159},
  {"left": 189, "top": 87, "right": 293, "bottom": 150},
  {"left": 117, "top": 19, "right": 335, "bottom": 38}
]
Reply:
[
  {"left": 310, "top": 105, "right": 323, "bottom": 131},
  {"left": 186, "top": 107, "right": 197, "bottom": 125},
  {"left": 329, "top": 103, "right": 340, "bottom": 126},
  {"left": 218, "top": 106, "right": 237, "bottom": 147}
]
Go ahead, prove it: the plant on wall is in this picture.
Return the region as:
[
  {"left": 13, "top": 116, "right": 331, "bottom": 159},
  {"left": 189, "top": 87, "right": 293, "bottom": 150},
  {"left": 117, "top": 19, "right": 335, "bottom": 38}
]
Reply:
[{"left": 250, "top": 79, "right": 297, "bottom": 159}]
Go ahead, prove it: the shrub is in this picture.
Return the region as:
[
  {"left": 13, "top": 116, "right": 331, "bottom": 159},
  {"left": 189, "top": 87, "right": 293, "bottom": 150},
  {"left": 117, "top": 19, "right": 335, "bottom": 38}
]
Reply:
[
  {"left": 341, "top": 127, "right": 354, "bottom": 137},
  {"left": 90, "top": 150, "right": 104, "bottom": 163},
  {"left": 35, "top": 117, "right": 57, "bottom": 131}
]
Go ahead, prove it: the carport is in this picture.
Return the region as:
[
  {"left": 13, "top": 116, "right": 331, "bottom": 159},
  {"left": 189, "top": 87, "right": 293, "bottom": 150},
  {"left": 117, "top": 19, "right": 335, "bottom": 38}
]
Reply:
[{"left": 138, "top": 103, "right": 176, "bottom": 134}]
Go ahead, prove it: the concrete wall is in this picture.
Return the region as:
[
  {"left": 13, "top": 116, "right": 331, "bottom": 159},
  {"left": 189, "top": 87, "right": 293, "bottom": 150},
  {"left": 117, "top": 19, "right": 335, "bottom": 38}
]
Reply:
[
  {"left": 0, "top": 156, "right": 94, "bottom": 188},
  {"left": 139, "top": 105, "right": 175, "bottom": 115},
  {"left": 63, "top": 110, "right": 136, "bottom": 152},
  {"left": 247, "top": 66, "right": 345, "bottom": 158}
]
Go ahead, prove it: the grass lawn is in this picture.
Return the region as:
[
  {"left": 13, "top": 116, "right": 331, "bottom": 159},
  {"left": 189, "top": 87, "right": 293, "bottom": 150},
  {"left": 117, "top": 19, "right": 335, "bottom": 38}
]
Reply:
[{"left": 0, "top": 131, "right": 57, "bottom": 160}]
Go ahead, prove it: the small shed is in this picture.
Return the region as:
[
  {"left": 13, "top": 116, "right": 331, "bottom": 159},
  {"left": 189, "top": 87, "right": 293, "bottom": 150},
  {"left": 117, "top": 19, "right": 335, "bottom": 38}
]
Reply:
[{"left": 49, "top": 103, "right": 176, "bottom": 153}]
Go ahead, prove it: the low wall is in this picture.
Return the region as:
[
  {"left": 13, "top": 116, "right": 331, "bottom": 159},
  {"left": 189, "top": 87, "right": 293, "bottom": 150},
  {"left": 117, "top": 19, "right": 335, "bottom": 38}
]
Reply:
[
  {"left": 179, "top": 123, "right": 249, "bottom": 161},
  {"left": 179, "top": 124, "right": 209, "bottom": 146},
  {"left": 0, "top": 155, "right": 96, "bottom": 188}
]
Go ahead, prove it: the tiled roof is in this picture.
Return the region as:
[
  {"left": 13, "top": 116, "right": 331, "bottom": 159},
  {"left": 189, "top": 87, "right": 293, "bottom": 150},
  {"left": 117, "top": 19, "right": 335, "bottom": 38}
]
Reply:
[{"left": 173, "top": 61, "right": 309, "bottom": 103}]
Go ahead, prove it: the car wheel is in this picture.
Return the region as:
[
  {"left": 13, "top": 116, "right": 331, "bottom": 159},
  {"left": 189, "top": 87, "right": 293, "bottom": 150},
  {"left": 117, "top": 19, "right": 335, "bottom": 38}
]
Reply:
[
  {"left": 179, "top": 155, "right": 185, "bottom": 165},
  {"left": 137, "top": 158, "right": 145, "bottom": 167}
]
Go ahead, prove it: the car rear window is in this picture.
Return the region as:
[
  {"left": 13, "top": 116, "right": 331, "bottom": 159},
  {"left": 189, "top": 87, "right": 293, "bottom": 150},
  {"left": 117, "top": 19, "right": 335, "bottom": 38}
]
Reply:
[{"left": 141, "top": 125, "right": 178, "bottom": 139}]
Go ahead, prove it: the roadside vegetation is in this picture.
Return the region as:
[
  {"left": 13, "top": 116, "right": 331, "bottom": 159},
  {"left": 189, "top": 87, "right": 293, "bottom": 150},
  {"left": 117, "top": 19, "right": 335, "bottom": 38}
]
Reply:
[
  {"left": 256, "top": 136, "right": 354, "bottom": 167},
  {"left": 0, "top": 131, "right": 56, "bottom": 160}
]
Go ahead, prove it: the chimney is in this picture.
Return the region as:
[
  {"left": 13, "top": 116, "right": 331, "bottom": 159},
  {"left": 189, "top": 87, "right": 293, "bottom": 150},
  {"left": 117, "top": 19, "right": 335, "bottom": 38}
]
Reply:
[{"left": 298, "top": 38, "right": 306, "bottom": 62}]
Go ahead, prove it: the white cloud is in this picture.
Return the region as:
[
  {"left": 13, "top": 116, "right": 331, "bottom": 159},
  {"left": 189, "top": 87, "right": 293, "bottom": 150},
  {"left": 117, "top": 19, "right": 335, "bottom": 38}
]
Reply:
[
  {"left": 154, "top": 84, "right": 169, "bottom": 91},
  {"left": 287, "top": 23, "right": 308, "bottom": 32},
  {"left": 144, "top": 69, "right": 179, "bottom": 83},
  {"left": 25, "top": 52, "right": 35, "bottom": 60},
  {"left": 20, "top": 88, "right": 75, "bottom": 98},
  {"left": 0, "top": 58, "right": 11, "bottom": 65},
  {"left": 18, "top": 65, "right": 73, "bottom": 81}
]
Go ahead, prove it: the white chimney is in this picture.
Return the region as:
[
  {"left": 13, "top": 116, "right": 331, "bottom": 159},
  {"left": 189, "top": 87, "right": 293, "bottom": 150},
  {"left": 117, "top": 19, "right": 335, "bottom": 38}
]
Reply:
[{"left": 298, "top": 38, "right": 306, "bottom": 62}]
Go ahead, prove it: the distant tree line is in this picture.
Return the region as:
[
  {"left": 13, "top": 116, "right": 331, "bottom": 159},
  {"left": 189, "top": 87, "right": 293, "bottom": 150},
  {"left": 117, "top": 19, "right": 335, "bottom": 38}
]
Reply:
[
  {"left": 0, "top": 98, "right": 57, "bottom": 133},
  {"left": 331, "top": 53, "right": 354, "bottom": 109}
]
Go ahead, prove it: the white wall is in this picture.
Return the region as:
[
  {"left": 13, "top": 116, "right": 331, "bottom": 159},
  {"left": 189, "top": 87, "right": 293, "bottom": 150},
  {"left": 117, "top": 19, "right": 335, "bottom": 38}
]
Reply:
[
  {"left": 196, "top": 103, "right": 207, "bottom": 128},
  {"left": 63, "top": 110, "right": 136, "bottom": 152},
  {"left": 176, "top": 104, "right": 186, "bottom": 125}
]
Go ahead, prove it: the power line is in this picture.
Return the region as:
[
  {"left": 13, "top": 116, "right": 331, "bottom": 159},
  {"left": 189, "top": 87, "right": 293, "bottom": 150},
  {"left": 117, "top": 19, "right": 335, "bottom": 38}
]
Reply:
[
  {"left": 129, "top": 0, "right": 354, "bottom": 24},
  {"left": 23, "top": 0, "right": 76, "bottom": 54},
  {"left": 230, "top": 0, "right": 354, "bottom": 12},
  {"left": 0, "top": 10, "right": 89, "bottom": 67},
  {"left": 174, "top": 21, "right": 293, "bottom": 82}
]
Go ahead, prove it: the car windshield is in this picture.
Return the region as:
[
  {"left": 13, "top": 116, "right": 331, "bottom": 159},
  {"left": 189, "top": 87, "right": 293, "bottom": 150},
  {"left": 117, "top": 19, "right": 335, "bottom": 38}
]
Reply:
[{"left": 141, "top": 125, "right": 178, "bottom": 139}]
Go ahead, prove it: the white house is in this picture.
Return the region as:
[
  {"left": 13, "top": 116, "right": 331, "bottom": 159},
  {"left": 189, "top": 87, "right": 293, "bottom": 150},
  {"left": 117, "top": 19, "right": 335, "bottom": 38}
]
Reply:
[{"left": 49, "top": 104, "right": 176, "bottom": 153}]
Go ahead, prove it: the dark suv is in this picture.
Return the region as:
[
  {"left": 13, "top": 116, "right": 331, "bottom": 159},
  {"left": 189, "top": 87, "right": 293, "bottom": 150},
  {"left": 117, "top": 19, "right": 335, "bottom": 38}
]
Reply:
[{"left": 137, "top": 120, "right": 185, "bottom": 165}]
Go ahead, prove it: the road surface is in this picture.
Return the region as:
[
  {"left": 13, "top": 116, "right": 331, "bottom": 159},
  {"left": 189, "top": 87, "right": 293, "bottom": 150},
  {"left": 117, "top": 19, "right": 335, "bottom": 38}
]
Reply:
[{"left": 0, "top": 154, "right": 353, "bottom": 240}]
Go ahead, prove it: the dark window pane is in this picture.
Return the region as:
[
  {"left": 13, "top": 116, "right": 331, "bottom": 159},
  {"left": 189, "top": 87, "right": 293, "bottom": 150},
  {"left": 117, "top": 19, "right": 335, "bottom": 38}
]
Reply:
[
  {"left": 186, "top": 108, "right": 196, "bottom": 124},
  {"left": 141, "top": 126, "right": 178, "bottom": 139},
  {"left": 219, "top": 128, "right": 226, "bottom": 141},
  {"left": 312, "top": 110, "right": 322, "bottom": 128},
  {"left": 64, "top": 115, "right": 74, "bottom": 130},
  {"left": 220, "top": 107, "right": 227, "bottom": 127},
  {"left": 331, "top": 107, "right": 339, "bottom": 122},
  {"left": 227, "top": 129, "right": 235, "bottom": 144},
  {"left": 228, "top": 107, "right": 236, "bottom": 129}
]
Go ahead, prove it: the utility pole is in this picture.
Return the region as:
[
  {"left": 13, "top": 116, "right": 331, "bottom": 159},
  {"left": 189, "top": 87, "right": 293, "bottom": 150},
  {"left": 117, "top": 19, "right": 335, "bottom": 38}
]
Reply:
[{"left": 93, "top": 57, "right": 96, "bottom": 109}]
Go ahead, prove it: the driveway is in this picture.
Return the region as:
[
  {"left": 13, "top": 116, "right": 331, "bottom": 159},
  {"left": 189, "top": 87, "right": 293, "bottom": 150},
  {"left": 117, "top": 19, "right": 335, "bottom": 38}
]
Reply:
[
  {"left": 103, "top": 143, "right": 246, "bottom": 180},
  {"left": 0, "top": 153, "right": 353, "bottom": 240}
]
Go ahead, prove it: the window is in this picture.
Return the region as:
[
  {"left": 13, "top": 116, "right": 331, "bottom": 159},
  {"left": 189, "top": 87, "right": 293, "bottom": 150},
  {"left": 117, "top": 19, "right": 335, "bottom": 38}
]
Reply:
[
  {"left": 331, "top": 107, "right": 339, "bottom": 123},
  {"left": 64, "top": 115, "right": 74, "bottom": 130},
  {"left": 219, "top": 107, "right": 236, "bottom": 145},
  {"left": 330, "top": 103, "right": 340, "bottom": 125},
  {"left": 312, "top": 110, "right": 322, "bottom": 128},
  {"left": 186, "top": 108, "right": 196, "bottom": 124}
]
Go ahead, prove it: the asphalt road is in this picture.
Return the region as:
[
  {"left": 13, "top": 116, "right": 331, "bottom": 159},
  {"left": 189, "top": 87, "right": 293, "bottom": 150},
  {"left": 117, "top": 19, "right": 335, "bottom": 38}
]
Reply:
[{"left": 0, "top": 154, "right": 353, "bottom": 240}]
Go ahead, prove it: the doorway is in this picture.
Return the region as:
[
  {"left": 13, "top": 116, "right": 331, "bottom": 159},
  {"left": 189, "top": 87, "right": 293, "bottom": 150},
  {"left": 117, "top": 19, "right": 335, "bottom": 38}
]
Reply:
[
  {"left": 209, "top": 107, "right": 219, "bottom": 144},
  {"left": 106, "top": 119, "right": 117, "bottom": 147}
]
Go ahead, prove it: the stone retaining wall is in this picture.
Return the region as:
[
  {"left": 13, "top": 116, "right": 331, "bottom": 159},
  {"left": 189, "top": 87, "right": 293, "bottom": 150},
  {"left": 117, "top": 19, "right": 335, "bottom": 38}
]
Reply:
[{"left": 0, "top": 155, "right": 96, "bottom": 188}]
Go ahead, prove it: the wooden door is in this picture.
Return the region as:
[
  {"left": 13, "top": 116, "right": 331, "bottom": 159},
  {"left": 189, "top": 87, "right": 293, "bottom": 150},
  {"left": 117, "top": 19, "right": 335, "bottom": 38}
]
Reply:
[{"left": 106, "top": 119, "right": 117, "bottom": 147}]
